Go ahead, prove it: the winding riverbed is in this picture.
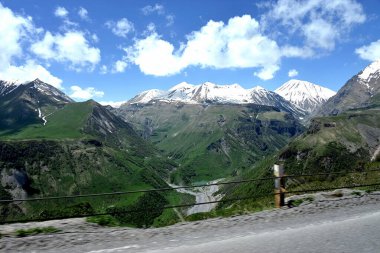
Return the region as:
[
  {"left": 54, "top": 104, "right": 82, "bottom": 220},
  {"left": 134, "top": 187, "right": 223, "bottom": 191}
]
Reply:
[{"left": 168, "top": 179, "right": 224, "bottom": 216}]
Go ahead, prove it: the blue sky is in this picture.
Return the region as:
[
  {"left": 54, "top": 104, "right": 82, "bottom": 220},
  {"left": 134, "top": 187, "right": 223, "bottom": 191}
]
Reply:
[{"left": 1, "top": 0, "right": 380, "bottom": 105}]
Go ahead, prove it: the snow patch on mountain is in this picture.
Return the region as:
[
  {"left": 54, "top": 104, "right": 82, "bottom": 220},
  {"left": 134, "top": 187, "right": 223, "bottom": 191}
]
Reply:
[
  {"left": 128, "top": 89, "right": 167, "bottom": 104},
  {"left": 275, "top": 79, "right": 336, "bottom": 112},
  {"left": 1, "top": 78, "right": 72, "bottom": 103},
  {"left": 125, "top": 81, "right": 307, "bottom": 117},
  {"left": 191, "top": 82, "right": 251, "bottom": 103},
  {"left": 0, "top": 80, "right": 25, "bottom": 96},
  {"left": 357, "top": 59, "right": 380, "bottom": 94},
  {"left": 358, "top": 59, "right": 380, "bottom": 82}
]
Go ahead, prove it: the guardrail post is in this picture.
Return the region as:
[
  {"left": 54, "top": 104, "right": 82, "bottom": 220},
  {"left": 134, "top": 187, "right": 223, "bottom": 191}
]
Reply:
[{"left": 274, "top": 164, "right": 285, "bottom": 208}]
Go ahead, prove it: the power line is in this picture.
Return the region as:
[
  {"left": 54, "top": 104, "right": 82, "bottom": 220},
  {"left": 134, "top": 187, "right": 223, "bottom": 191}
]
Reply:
[
  {"left": 0, "top": 195, "right": 267, "bottom": 224},
  {"left": 1, "top": 169, "right": 379, "bottom": 203}
]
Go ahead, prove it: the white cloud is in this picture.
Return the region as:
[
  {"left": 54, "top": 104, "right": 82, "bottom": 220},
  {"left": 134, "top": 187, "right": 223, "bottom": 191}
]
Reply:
[
  {"left": 100, "top": 65, "right": 108, "bottom": 74},
  {"left": 99, "top": 101, "right": 126, "bottom": 108},
  {"left": 302, "top": 19, "right": 336, "bottom": 50},
  {"left": 262, "top": 0, "right": 366, "bottom": 52},
  {"left": 0, "top": 3, "right": 61, "bottom": 87},
  {"left": 113, "top": 60, "right": 128, "bottom": 73},
  {"left": 355, "top": 39, "right": 380, "bottom": 62},
  {"left": 31, "top": 31, "right": 101, "bottom": 70},
  {"left": 105, "top": 18, "right": 134, "bottom": 38},
  {"left": 91, "top": 34, "right": 99, "bottom": 43},
  {"left": 78, "top": 7, "right": 89, "bottom": 20},
  {"left": 0, "top": 3, "right": 35, "bottom": 70},
  {"left": 54, "top": 6, "right": 68, "bottom": 18},
  {"left": 125, "top": 33, "right": 184, "bottom": 76},
  {"left": 288, "top": 69, "right": 299, "bottom": 78},
  {"left": 146, "top": 23, "right": 156, "bottom": 33},
  {"left": 0, "top": 60, "right": 63, "bottom": 88},
  {"left": 166, "top": 15, "right": 174, "bottom": 26},
  {"left": 254, "top": 65, "right": 280, "bottom": 81},
  {"left": 70, "top": 85, "right": 104, "bottom": 100},
  {"left": 141, "top": 4, "right": 164, "bottom": 15},
  {"left": 125, "top": 15, "right": 281, "bottom": 80},
  {"left": 281, "top": 45, "right": 314, "bottom": 58}
]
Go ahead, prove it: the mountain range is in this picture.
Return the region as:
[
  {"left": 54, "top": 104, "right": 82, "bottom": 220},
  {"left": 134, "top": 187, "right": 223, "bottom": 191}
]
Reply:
[
  {"left": 0, "top": 79, "right": 185, "bottom": 225},
  {"left": 221, "top": 59, "right": 380, "bottom": 212},
  {"left": 0, "top": 58, "right": 380, "bottom": 223},
  {"left": 124, "top": 80, "right": 336, "bottom": 118}
]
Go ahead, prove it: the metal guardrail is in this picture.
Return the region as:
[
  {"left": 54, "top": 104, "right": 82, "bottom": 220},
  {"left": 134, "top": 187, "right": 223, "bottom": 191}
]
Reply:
[{"left": 1, "top": 168, "right": 380, "bottom": 224}]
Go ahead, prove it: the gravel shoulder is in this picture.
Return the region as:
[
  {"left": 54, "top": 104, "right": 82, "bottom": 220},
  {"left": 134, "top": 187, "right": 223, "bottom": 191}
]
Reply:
[{"left": 1, "top": 189, "right": 380, "bottom": 253}]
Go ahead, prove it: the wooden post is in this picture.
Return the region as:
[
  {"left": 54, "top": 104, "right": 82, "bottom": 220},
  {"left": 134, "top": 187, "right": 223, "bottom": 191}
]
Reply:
[{"left": 274, "top": 164, "right": 285, "bottom": 208}]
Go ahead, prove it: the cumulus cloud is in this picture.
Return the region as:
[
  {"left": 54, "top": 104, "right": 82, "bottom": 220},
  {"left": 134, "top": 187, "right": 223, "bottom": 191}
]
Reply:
[
  {"left": 31, "top": 31, "right": 101, "bottom": 70},
  {"left": 262, "top": 0, "right": 366, "bottom": 52},
  {"left": 141, "top": 4, "right": 164, "bottom": 15},
  {"left": 99, "top": 101, "right": 126, "bottom": 108},
  {"left": 0, "top": 61, "right": 63, "bottom": 88},
  {"left": 125, "top": 15, "right": 281, "bottom": 80},
  {"left": 113, "top": 60, "right": 128, "bottom": 73},
  {"left": 288, "top": 69, "right": 299, "bottom": 78},
  {"left": 78, "top": 7, "right": 89, "bottom": 20},
  {"left": 105, "top": 18, "right": 134, "bottom": 38},
  {"left": 0, "top": 3, "right": 61, "bottom": 86},
  {"left": 355, "top": 39, "right": 380, "bottom": 62},
  {"left": 99, "top": 65, "right": 108, "bottom": 74},
  {"left": 119, "top": 1, "right": 367, "bottom": 80},
  {"left": 70, "top": 86, "right": 104, "bottom": 100},
  {"left": 281, "top": 45, "right": 314, "bottom": 58},
  {"left": 0, "top": 3, "right": 35, "bottom": 70},
  {"left": 54, "top": 6, "right": 68, "bottom": 18},
  {"left": 125, "top": 33, "right": 183, "bottom": 76}
]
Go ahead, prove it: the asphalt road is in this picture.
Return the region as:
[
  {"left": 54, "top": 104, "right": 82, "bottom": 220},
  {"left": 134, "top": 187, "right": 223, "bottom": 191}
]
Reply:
[
  {"left": 2, "top": 191, "right": 380, "bottom": 253},
  {"left": 146, "top": 210, "right": 380, "bottom": 253}
]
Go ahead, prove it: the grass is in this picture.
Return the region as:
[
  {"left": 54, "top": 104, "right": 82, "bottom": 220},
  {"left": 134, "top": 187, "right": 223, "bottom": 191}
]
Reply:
[
  {"left": 87, "top": 215, "right": 119, "bottom": 226},
  {"left": 288, "top": 196, "right": 315, "bottom": 207},
  {"left": 15, "top": 226, "right": 60, "bottom": 237},
  {"left": 121, "top": 102, "right": 303, "bottom": 184},
  {"left": 351, "top": 191, "right": 363, "bottom": 196},
  {"left": 3, "top": 101, "right": 93, "bottom": 140}
]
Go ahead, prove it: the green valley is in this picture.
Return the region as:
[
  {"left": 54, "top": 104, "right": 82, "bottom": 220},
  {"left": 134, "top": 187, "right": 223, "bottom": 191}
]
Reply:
[
  {"left": 0, "top": 81, "right": 189, "bottom": 226},
  {"left": 115, "top": 102, "right": 304, "bottom": 184}
]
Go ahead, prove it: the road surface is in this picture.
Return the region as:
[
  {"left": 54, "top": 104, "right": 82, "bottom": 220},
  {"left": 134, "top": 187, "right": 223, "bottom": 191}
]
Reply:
[
  {"left": 1, "top": 190, "right": 380, "bottom": 253},
  {"left": 146, "top": 210, "right": 380, "bottom": 253}
]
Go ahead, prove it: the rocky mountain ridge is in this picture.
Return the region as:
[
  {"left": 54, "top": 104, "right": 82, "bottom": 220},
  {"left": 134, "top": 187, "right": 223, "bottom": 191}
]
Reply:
[
  {"left": 124, "top": 81, "right": 310, "bottom": 118},
  {"left": 318, "top": 59, "right": 380, "bottom": 116}
]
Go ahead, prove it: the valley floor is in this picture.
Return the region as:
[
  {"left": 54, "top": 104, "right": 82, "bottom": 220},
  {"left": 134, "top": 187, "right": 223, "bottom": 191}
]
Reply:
[{"left": 1, "top": 190, "right": 380, "bottom": 253}]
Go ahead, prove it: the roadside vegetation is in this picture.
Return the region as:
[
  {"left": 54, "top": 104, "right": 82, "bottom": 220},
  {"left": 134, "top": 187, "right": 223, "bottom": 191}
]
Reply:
[{"left": 15, "top": 226, "right": 60, "bottom": 237}]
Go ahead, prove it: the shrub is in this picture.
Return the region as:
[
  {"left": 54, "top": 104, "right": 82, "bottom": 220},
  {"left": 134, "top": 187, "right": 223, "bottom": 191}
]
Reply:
[{"left": 15, "top": 226, "right": 60, "bottom": 237}]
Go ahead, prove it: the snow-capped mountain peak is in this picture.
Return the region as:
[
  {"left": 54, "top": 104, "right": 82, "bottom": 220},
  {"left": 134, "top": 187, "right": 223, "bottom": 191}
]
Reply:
[
  {"left": 275, "top": 79, "right": 336, "bottom": 113},
  {"left": 168, "top": 82, "right": 194, "bottom": 91},
  {"left": 0, "top": 79, "right": 26, "bottom": 96},
  {"left": 128, "top": 89, "right": 166, "bottom": 104},
  {"left": 124, "top": 81, "right": 307, "bottom": 117},
  {"left": 358, "top": 59, "right": 380, "bottom": 82},
  {"left": 190, "top": 82, "right": 250, "bottom": 103},
  {"left": 357, "top": 59, "right": 380, "bottom": 94}
]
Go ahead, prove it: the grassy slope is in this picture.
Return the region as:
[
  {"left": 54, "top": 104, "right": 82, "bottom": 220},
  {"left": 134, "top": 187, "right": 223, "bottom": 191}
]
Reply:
[
  {"left": 0, "top": 101, "right": 188, "bottom": 225},
  {"left": 1, "top": 102, "right": 93, "bottom": 140},
  {"left": 218, "top": 108, "right": 380, "bottom": 213},
  {"left": 118, "top": 103, "right": 303, "bottom": 184}
]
